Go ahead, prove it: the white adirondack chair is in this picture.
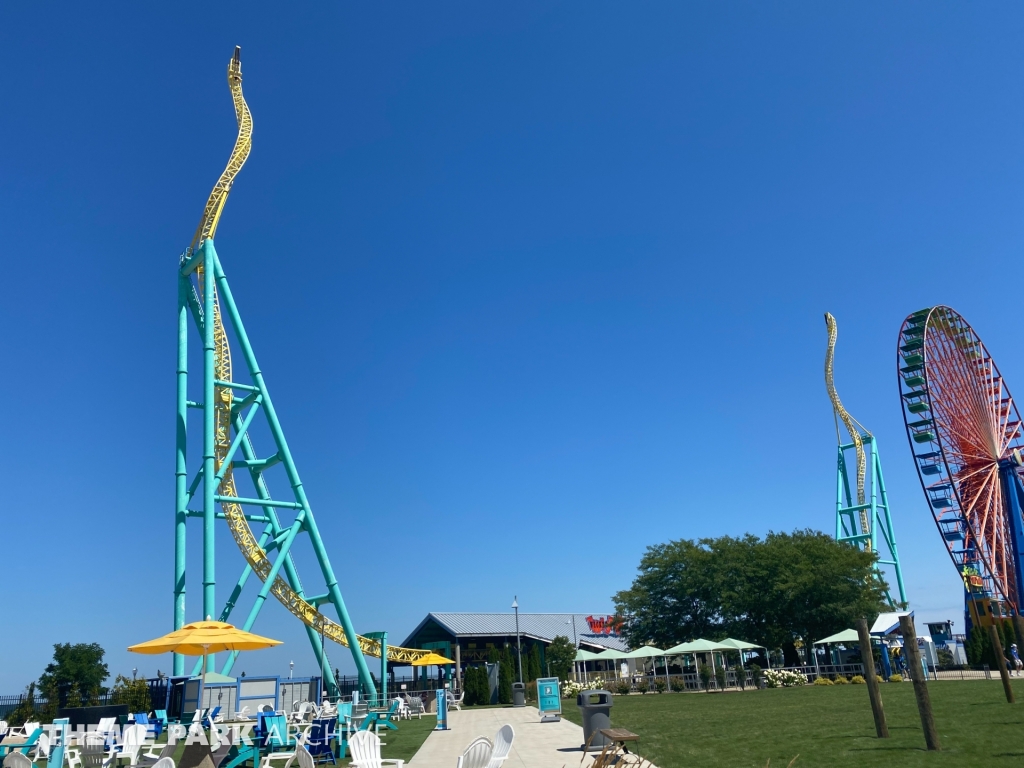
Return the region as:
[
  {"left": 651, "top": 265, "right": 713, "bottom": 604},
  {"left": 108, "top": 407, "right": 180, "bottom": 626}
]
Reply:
[
  {"left": 487, "top": 725, "right": 514, "bottom": 768},
  {"left": 7, "top": 722, "right": 39, "bottom": 739},
  {"left": 347, "top": 731, "right": 404, "bottom": 768},
  {"left": 3, "top": 753, "right": 33, "bottom": 768},
  {"left": 0, "top": 721, "right": 8, "bottom": 738},
  {"left": 113, "top": 725, "right": 148, "bottom": 766},
  {"left": 455, "top": 737, "right": 492, "bottom": 768}
]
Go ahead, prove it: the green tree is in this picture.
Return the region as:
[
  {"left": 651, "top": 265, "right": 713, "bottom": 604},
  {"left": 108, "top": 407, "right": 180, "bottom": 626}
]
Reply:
[
  {"left": 498, "top": 646, "right": 513, "bottom": 704},
  {"left": 528, "top": 644, "right": 542, "bottom": 682},
  {"left": 613, "top": 538, "right": 725, "bottom": 648},
  {"left": 613, "top": 531, "right": 887, "bottom": 657},
  {"left": 38, "top": 643, "right": 108, "bottom": 706},
  {"left": 546, "top": 636, "right": 576, "bottom": 682}
]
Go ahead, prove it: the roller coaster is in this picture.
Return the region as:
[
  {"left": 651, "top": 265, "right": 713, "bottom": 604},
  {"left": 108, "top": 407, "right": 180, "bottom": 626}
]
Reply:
[
  {"left": 172, "top": 48, "right": 430, "bottom": 697},
  {"left": 824, "top": 313, "right": 907, "bottom": 607}
]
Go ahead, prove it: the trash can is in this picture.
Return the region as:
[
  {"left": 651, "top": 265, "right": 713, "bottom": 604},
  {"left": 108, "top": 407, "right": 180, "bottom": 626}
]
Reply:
[
  {"left": 577, "top": 690, "right": 613, "bottom": 751},
  {"left": 512, "top": 682, "right": 526, "bottom": 708}
]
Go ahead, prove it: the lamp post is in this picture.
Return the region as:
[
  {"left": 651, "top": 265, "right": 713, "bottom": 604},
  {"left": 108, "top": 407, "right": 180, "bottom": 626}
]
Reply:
[
  {"left": 289, "top": 661, "right": 294, "bottom": 679},
  {"left": 512, "top": 597, "right": 523, "bottom": 684}
]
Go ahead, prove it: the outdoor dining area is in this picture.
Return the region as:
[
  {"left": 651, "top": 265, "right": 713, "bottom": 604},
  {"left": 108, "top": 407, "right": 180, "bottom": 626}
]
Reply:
[
  {"left": 574, "top": 638, "right": 771, "bottom": 691},
  {"left": 0, "top": 621, "right": 426, "bottom": 768}
]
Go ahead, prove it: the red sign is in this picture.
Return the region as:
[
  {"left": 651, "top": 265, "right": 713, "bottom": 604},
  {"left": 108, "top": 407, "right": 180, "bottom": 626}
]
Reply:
[{"left": 585, "top": 615, "right": 623, "bottom": 635}]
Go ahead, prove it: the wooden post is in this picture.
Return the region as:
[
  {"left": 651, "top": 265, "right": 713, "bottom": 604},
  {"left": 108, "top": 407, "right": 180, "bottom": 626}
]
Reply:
[
  {"left": 988, "top": 623, "right": 1016, "bottom": 703},
  {"left": 857, "top": 618, "right": 889, "bottom": 738},
  {"left": 899, "top": 615, "right": 940, "bottom": 750}
]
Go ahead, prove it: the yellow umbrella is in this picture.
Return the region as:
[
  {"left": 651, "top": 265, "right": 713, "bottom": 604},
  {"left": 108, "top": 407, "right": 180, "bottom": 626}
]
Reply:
[
  {"left": 410, "top": 652, "right": 455, "bottom": 666},
  {"left": 128, "top": 620, "right": 282, "bottom": 656}
]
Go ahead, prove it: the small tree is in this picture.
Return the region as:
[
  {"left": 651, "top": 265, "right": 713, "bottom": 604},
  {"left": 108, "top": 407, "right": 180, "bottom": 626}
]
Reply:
[
  {"left": 749, "top": 663, "right": 763, "bottom": 689},
  {"left": 111, "top": 675, "right": 151, "bottom": 713},
  {"left": 546, "top": 636, "right": 576, "bottom": 682},
  {"left": 498, "top": 647, "right": 513, "bottom": 704},
  {"left": 698, "top": 663, "right": 712, "bottom": 692},
  {"left": 714, "top": 664, "right": 726, "bottom": 691},
  {"left": 528, "top": 644, "right": 542, "bottom": 682}
]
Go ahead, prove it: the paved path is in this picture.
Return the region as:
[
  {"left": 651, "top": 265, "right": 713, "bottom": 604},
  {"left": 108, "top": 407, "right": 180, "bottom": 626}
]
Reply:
[{"left": 407, "top": 706, "right": 635, "bottom": 768}]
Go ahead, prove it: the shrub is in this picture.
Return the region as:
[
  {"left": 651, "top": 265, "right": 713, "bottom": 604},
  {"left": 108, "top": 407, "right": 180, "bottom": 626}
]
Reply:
[
  {"left": 850, "top": 675, "right": 866, "bottom": 684},
  {"left": 615, "top": 681, "right": 631, "bottom": 695},
  {"left": 714, "top": 665, "right": 727, "bottom": 691},
  {"left": 698, "top": 663, "right": 713, "bottom": 691},
  {"left": 110, "top": 675, "right": 150, "bottom": 713},
  {"left": 833, "top": 675, "right": 850, "bottom": 685},
  {"left": 749, "top": 664, "right": 763, "bottom": 689},
  {"left": 654, "top": 678, "right": 667, "bottom": 694},
  {"left": 562, "top": 679, "right": 603, "bottom": 698},
  {"left": 813, "top": 676, "right": 834, "bottom": 686},
  {"left": 670, "top": 677, "right": 686, "bottom": 692},
  {"left": 888, "top": 674, "right": 903, "bottom": 683},
  {"left": 764, "top": 669, "right": 808, "bottom": 688}
]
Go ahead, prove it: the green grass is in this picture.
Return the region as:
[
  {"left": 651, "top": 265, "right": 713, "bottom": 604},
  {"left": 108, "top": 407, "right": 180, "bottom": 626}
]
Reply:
[{"left": 559, "top": 680, "right": 1024, "bottom": 767}]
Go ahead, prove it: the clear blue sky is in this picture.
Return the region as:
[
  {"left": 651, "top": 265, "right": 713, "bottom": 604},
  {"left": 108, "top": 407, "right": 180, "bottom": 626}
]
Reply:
[{"left": 2, "top": 2, "right": 1023, "bottom": 691}]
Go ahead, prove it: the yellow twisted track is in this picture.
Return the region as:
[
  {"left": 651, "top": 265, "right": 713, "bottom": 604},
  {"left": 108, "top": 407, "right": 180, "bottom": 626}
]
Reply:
[
  {"left": 824, "top": 312, "right": 872, "bottom": 547},
  {"left": 193, "top": 48, "right": 429, "bottom": 664}
]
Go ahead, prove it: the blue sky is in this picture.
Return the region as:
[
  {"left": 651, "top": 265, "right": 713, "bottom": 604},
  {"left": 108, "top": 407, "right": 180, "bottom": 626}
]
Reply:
[{"left": 2, "top": 2, "right": 1024, "bottom": 690}]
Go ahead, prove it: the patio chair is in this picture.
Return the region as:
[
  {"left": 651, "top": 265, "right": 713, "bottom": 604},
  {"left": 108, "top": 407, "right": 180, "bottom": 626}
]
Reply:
[
  {"left": 391, "top": 698, "right": 408, "bottom": 721},
  {"left": 0, "top": 721, "right": 8, "bottom": 739},
  {"left": 289, "top": 703, "right": 313, "bottom": 724},
  {"left": 132, "top": 714, "right": 159, "bottom": 740},
  {"left": 258, "top": 723, "right": 312, "bottom": 768},
  {"left": 404, "top": 696, "right": 425, "bottom": 720},
  {"left": 113, "top": 725, "right": 148, "bottom": 766},
  {"left": 359, "top": 701, "right": 399, "bottom": 733},
  {"left": 131, "top": 743, "right": 175, "bottom": 768},
  {"left": 445, "top": 690, "right": 464, "bottom": 712},
  {"left": 3, "top": 753, "right": 32, "bottom": 768},
  {"left": 455, "top": 737, "right": 492, "bottom": 768},
  {"left": 5, "top": 723, "right": 39, "bottom": 740},
  {"left": 346, "top": 731, "right": 403, "bottom": 768},
  {"left": 152, "top": 712, "right": 168, "bottom": 731},
  {"left": 304, "top": 718, "right": 336, "bottom": 766},
  {"left": 67, "top": 747, "right": 84, "bottom": 768},
  {"left": 32, "top": 731, "right": 50, "bottom": 762},
  {"left": 486, "top": 725, "right": 514, "bottom": 768},
  {"left": 80, "top": 734, "right": 113, "bottom": 768}
]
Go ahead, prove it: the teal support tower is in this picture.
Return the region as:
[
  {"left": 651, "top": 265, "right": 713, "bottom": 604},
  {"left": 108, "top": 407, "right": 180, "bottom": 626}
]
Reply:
[{"left": 835, "top": 435, "right": 907, "bottom": 607}]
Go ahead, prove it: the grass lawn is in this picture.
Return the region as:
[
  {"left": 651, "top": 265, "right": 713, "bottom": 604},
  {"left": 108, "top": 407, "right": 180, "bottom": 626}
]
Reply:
[{"left": 559, "top": 680, "right": 1024, "bottom": 767}]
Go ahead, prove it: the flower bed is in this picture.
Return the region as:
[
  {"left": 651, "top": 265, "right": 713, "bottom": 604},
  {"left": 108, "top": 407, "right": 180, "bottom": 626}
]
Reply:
[{"left": 764, "top": 669, "right": 808, "bottom": 688}]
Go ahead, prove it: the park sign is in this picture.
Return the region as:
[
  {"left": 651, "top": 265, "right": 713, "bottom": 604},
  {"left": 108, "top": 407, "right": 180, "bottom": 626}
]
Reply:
[{"left": 537, "top": 677, "right": 561, "bottom": 722}]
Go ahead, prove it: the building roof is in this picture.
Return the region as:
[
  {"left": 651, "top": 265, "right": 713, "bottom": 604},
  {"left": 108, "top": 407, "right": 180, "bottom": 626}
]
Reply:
[{"left": 402, "top": 612, "right": 629, "bottom": 652}]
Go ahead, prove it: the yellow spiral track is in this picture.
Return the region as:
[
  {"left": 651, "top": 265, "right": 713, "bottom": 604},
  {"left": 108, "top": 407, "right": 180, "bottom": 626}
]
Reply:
[
  {"left": 192, "top": 48, "right": 429, "bottom": 664},
  {"left": 824, "top": 312, "right": 872, "bottom": 547}
]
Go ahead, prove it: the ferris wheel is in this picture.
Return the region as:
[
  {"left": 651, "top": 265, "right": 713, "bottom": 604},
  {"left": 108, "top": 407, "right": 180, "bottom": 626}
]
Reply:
[{"left": 898, "top": 306, "right": 1024, "bottom": 623}]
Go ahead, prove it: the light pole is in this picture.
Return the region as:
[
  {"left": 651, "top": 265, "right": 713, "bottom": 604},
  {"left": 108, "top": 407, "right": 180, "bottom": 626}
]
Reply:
[
  {"left": 512, "top": 597, "right": 523, "bottom": 684},
  {"left": 289, "top": 661, "right": 294, "bottom": 679}
]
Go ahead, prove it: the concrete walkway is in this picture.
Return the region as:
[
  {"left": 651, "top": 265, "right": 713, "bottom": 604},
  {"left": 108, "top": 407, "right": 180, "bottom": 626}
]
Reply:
[{"left": 407, "top": 706, "right": 652, "bottom": 768}]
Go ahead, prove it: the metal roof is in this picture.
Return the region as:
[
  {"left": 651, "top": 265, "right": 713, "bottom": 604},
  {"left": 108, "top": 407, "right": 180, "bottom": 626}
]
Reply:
[{"left": 401, "top": 612, "right": 629, "bottom": 652}]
